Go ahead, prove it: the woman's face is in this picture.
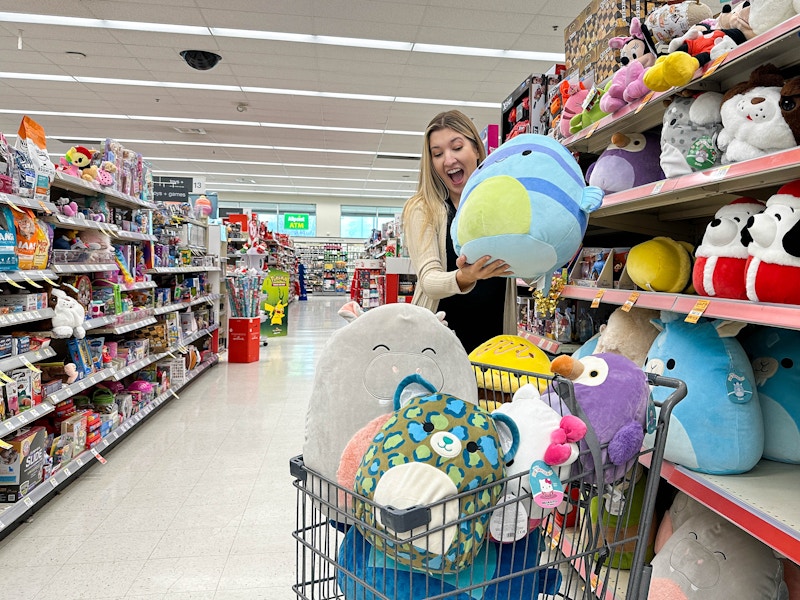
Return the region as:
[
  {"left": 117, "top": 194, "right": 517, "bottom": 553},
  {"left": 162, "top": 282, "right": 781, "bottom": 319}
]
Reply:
[{"left": 428, "top": 127, "right": 479, "bottom": 205}]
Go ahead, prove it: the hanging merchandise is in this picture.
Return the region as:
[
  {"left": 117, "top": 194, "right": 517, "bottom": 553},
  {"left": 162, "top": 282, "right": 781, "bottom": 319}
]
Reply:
[{"left": 225, "top": 273, "right": 264, "bottom": 318}]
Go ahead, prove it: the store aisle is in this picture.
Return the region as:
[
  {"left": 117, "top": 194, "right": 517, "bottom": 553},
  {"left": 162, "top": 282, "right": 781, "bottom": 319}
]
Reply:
[{"left": 0, "top": 295, "right": 346, "bottom": 600}]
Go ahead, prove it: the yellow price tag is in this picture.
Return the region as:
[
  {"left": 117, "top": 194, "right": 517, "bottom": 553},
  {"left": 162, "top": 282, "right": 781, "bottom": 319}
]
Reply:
[
  {"left": 702, "top": 53, "right": 727, "bottom": 78},
  {"left": 0, "top": 439, "right": 11, "bottom": 450},
  {"left": 20, "top": 273, "right": 42, "bottom": 288},
  {"left": 584, "top": 121, "right": 601, "bottom": 139},
  {"left": 0, "top": 371, "right": 13, "bottom": 384},
  {"left": 19, "top": 357, "right": 42, "bottom": 373},
  {"left": 170, "top": 390, "right": 180, "bottom": 400},
  {"left": 38, "top": 201, "right": 53, "bottom": 215},
  {"left": 590, "top": 289, "right": 604, "bottom": 309},
  {"left": 5, "top": 197, "right": 22, "bottom": 213},
  {"left": 635, "top": 90, "right": 655, "bottom": 114},
  {"left": 41, "top": 274, "right": 59, "bottom": 287},
  {"left": 621, "top": 292, "right": 640, "bottom": 312},
  {"left": 0, "top": 273, "right": 24, "bottom": 289},
  {"left": 684, "top": 299, "right": 711, "bottom": 323}
]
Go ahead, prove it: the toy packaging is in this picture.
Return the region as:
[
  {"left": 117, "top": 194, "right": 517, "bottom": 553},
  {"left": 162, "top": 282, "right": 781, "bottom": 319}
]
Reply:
[
  {"left": 0, "top": 205, "right": 18, "bottom": 271},
  {"left": 14, "top": 116, "right": 55, "bottom": 203},
  {"left": 0, "top": 426, "right": 47, "bottom": 503}
]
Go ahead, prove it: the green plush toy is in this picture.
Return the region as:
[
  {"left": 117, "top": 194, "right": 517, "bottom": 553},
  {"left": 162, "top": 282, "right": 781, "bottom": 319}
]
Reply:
[
  {"left": 569, "top": 80, "right": 612, "bottom": 135},
  {"left": 353, "top": 375, "right": 519, "bottom": 574}
]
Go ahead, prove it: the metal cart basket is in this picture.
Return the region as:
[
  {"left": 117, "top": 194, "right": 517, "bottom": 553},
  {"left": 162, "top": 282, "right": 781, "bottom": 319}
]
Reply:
[{"left": 292, "top": 363, "right": 685, "bottom": 600}]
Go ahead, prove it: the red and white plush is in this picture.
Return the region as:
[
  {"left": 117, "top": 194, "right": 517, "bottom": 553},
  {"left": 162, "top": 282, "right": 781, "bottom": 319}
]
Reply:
[
  {"left": 693, "top": 197, "right": 765, "bottom": 299},
  {"left": 743, "top": 180, "right": 800, "bottom": 304}
]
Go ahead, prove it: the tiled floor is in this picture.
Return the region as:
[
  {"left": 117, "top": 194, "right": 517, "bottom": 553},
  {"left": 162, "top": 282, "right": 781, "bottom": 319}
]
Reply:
[{"left": 0, "top": 295, "right": 346, "bottom": 600}]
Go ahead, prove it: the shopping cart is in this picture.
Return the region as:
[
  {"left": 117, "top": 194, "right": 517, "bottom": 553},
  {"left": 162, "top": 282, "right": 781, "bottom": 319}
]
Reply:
[{"left": 291, "top": 363, "right": 685, "bottom": 600}]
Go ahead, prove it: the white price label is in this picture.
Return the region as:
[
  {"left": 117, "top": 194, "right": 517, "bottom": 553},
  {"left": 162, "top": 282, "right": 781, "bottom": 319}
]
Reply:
[
  {"left": 23, "top": 497, "right": 33, "bottom": 508},
  {"left": 63, "top": 467, "right": 71, "bottom": 476},
  {"left": 4, "top": 421, "right": 14, "bottom": 430},
  {"left": 112, "top": 431, "right": 119, "bottom": 439},
  {"left": 17, "top": 413, "right": 27, "bottom": 423},
  {"left": 75, "top": 458, "right": 84, "bottom": 467},
  {"left": 28, "top": 407, "right": 38, "bottom": 417},
  {"left": 49, "top": 477, "right": 58, "bottom": 488}
]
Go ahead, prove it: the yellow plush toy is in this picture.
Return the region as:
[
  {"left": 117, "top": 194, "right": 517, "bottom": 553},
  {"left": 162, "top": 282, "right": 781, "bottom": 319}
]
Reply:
[
  {"left": 469, "top": 335, "right": 553, "bottom": 399},
  {"left": 626, "top": 236, "right": 695, "bottom": 293}
]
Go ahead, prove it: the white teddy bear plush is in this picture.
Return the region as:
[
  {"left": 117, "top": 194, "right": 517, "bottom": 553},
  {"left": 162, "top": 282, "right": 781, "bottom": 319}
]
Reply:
[
  {"left": 51, "top": 289, "right": 86, "bottom": 339},
  {"left": 750, "top": 0, "right": 800, "bottom": 37}
]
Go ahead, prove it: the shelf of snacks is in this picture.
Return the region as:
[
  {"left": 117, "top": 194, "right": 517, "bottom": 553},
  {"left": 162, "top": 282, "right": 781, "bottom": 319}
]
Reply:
[
  {"left": 0, "top": 308, "right": 55, "bottom": 328},
  {"left": 640, "top": 455, "right": 800, "bottom": 565},
  {"left": 561, "top": 286, "right": 800, "bottom": 331},
  {"left": 145, "top": 266, "right": 220, "bottom": 274},
  {"left": 52, "top": 172, "right": 156, "bottom": 210},
  {"left": 45, "top": 368, "right": 116, "bottom": 405},
  {"left": 562, "top": 15, "right": 800, "bottom": 155},
  {"left": 0, "top": 355, "right": 218, "bottom": 529},
  {"left": 91, "top": 316, "right": 158, "bottom": 336},
  {"left": 0, "top": 347, "right": 57, "bottom": 374},
  {"left": 51, "top": 263, "right": 119, "bottom": 275},
  {"left": 0, "top": 193, "right": 58, "bottom": 214}
]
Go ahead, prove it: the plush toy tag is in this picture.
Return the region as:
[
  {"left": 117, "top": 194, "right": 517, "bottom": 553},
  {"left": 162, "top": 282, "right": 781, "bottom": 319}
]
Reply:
[
  {"left": 726, "top": 372, "right": 754, "bottom": 404},
  {"left": 647, "top": 398, "right": 657, "bottom": 434},
  {"left": 529, "top": 460, "right": 564, "bottom": 509},
  {"left": 489, "top": 492, "right": 529, "bottom": 543},
  {"left": 582, "top": 87, "right": 600, "bottom": 111},
  {"left": 686, "top": 136, "right": 718, "bottom": 170}
]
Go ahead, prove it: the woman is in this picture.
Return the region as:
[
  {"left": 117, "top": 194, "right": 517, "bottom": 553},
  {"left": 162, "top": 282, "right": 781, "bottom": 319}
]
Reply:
[{"left": 402, "top": 109, "right": 517, "bottom": 353}]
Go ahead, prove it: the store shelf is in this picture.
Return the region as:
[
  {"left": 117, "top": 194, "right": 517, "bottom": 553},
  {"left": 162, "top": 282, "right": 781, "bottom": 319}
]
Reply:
[
  {"left": 52, "top": 172, "right": 157, "bottom": 210},
  {"left": 46, "top": 368, "right": 116, "bottom": 404},
  {"left": 145, "top": 266, "right": 220, "bottom": 274},
  {"left": 120, "top": 281, "right": 158, "bottom": 291},
  {"left": 0, "top": 192, "right": 58, "bottom": 214},
  {"left": 641, "top": 455, "right": 800, "bottom": 565},
  {"left": 0, "top": 404, "right": 54, "bottom": 438},
  {"left": 0, "top": 355, "right": 218, "bottom": 534},
  {"left": 153, "top": 294, "right": 221, "bottom": 316},
  {"left": 114, "top": 230, "right": 157, "bottom": 242},
  {"left": 111, "top": 354, "right": 162, "bottom": 381},
  {"left": 0, "top": 270, "right": 58, "bottom": 284},
  {"left": 91, "top": 316, "right": 157, "bottom": 335},
  {"left": 43, "top": 214, "right": 121, "bottom": 234},
  {"left": 592, "top": 147, "right": 800, "bottom": 222},
  {"left": 562, "top": 285, "right": 800, "bottom": 331},
  {"left": 83, "top": 314, "right": 117, "bottom": 330},
  {"left": 563, "top": 15, "right": 800, "bottom": 155},
  {"left": 51, "top": 263, "right": 118, "bottom": 274},
  {"left": 0, "top": 308, "right": 54, "bottom": 328},
  {"left": 0, "top": 347, "right": 57, "bottom": 374}
]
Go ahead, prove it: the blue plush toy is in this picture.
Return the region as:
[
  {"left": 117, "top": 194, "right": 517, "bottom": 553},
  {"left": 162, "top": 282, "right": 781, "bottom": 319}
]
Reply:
[
  {"left": 337, "top": 526, "right": 562, "bottom": 600},
  {"left": 644, "top": 312, "right": 763, "bottom": 475},
  {"left": 451, "top": 134, "right": 603, "bottom": 288},
  {"left": 740, "top": 326, "right": 800, "bottom": 464}
]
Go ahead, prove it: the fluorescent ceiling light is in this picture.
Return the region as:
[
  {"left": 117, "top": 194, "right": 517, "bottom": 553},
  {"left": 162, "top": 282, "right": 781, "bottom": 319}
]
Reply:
[
  {"left": 152, "top": 170, "right": 414, "bottom": 184},
  {"left": 74, "top": 76, "right": 240, "bottom": 92},
  {"left": 103, "top": 138, "right": 377, "bottom": 155},
  {"left": 0, "top": 71, "right": 75, "bottom": 82},
  {"left": 209, "top": 188, "right": 409, "bottom": 199},
  {"left": 210, "top": 28, "right": 412, "bottom": 51},
  {"left": 394, "top": 96, "right": 499, "bottom": 109},
  {"left": 137, "top": 157, "right": 419, "bottom": 173},
  {"left": 214, "top": 182, "right": 407, "bottom": 193},
  {"left": 0, "top": 12, "right": 210, "bottom": 35},
  {"left": 412, "top": 43, "right": 565, "bottom": 62},
  {"left": 241, "top": 86, "right": 394, "bottom": 102}
]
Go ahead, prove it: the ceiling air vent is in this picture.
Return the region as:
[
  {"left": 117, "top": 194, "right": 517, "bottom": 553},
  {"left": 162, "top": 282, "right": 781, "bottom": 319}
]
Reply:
[{"left": 173, "top": 127, "right": 207, "bottom": 135}]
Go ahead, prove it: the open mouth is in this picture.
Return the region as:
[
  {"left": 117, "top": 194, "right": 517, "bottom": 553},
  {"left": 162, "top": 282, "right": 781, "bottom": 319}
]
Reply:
[{"left": 447, "top": 168, "right": 465, "bottom": 185}]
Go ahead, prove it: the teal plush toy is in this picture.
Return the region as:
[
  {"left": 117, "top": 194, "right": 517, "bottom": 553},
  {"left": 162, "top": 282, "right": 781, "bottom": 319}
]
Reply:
[
  {"left": 644, "top": 312, "right": 763, "bottom": 474},
  {"left": 353, "top": 375, "right": 520, "bottom": 574},
  {"left": 741, "top": 326, "right": 800, "bottom": 463},
  {"left": 451, "top": 134, "right": 603, "bottom": 289}
]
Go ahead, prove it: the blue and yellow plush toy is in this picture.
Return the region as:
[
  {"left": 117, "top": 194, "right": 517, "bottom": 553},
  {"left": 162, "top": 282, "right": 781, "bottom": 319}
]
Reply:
[
  {"left": 451, "top": 134, "right": 603, "bottom": 289},
  {"left": 352, "top": 374, "right": 519, "bottom": 574}
]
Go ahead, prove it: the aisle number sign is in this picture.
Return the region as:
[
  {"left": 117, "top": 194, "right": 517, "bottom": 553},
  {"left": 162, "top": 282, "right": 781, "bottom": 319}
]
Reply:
[{"left": 284, "top": 213, "right": 309, "bottom": 230}]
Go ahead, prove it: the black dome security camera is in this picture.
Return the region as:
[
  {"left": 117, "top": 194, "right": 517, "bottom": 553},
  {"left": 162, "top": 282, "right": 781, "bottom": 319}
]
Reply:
[{"left": 180, "top": 50, "right": 222, "bottom": 70}]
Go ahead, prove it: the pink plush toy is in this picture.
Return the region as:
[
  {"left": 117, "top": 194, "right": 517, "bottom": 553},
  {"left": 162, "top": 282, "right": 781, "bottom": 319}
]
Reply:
[{"left": 600, "top": 18, "right": 656, "bottom": 114}]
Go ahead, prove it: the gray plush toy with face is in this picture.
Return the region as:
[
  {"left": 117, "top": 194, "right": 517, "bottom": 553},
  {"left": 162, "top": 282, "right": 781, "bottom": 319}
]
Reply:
[{"left": 660, "top": 91, "right": 724, "bottom": 178}]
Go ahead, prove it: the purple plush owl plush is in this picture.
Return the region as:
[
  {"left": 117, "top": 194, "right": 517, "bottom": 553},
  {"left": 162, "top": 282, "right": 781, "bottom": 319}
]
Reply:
[
  {"left": 545, "top": 353, "right": 650, "bottom": 484},
  {"left": 586, "top": 131, "right": 665, "bottom": 193}
]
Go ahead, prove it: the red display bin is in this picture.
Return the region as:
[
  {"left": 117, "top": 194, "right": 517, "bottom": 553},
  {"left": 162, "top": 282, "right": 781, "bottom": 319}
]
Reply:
[{"left": 228, "top": 317, "right": 260, "bottom": 363}]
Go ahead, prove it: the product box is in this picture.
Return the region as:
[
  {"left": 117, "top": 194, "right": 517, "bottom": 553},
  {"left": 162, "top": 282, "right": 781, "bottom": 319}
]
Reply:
[
  {"left": 60, "top": 412, "right": 88, "bottom": 455},
  {"left": 9, "top": 368, "right": 42, "bottom": 411},
  {"left": 0, "top": 426, "right": 47, "bottom": 502},
  {"left": 480, "top": 124, "right": 500, "bottom": 156},
  {"left": 12, "top": 335, "right": 30, "bottom": 356},
  {"left": 67, "top": 338, "right": 94, "bottom": 378},
  {"left": 0, "top": 334, "right": 11, "bottom": 359},
  {"left": 570, "top": 247, "right": 614, "bottom": 287}
]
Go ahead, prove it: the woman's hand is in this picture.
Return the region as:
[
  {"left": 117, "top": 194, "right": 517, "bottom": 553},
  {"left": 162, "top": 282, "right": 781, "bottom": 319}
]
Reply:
[{"left": 455, "top": 254, "right": 513, "bottom": 290}]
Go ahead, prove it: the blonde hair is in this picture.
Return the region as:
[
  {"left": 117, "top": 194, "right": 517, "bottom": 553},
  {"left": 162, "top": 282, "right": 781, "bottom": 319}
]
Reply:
[{"left": 403, "top": 110, "right": 486, "bottom": 234}]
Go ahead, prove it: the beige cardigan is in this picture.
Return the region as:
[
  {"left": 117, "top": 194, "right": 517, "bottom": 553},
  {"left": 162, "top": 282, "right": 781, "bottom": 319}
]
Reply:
[{"left": 404, "top": 199, "right": 517, "bottom": 335}]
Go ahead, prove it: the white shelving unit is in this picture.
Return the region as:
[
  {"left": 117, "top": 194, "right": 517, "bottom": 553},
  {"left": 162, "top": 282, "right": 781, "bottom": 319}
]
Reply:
[{"left": 560, "top": 14, "right": 800, "bottom": 575}]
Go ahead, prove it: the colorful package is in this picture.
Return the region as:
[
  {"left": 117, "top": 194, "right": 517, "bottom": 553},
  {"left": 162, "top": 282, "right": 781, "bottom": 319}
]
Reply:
[
  {"left": 12, "top": 207, "right": 50, "bottom": 270},
  {"left": 0, "top": 205, "right": 18, "bottom": 271},
  {"left": 15, "top": 116, "right": 55, "bottom": 202}
]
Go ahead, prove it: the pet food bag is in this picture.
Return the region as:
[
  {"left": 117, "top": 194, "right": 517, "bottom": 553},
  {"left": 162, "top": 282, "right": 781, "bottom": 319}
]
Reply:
[
  {"left": 12, "top": 207, "right": 51, "bottom": 270},
  {"left": 15, "top": 116, "right": 55, "bottom": 202},
  {"left": 0, "top": 133, "right": 14, "bottom": 194},
  {"left": 0, "top": 205, "right": 18, "bottom": 271}
]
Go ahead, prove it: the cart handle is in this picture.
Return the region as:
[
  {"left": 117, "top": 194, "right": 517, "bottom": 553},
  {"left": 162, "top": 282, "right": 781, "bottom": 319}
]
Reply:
[{"left": 646, "top": 372, "right": 687, "bottom": 425}]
